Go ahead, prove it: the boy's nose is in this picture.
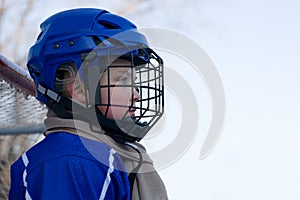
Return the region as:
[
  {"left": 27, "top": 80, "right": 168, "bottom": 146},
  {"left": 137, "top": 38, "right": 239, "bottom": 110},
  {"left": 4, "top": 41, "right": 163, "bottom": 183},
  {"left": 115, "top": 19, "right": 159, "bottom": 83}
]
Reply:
[{"left": 133, "top": 87, "right": 140, "bottom": 102}]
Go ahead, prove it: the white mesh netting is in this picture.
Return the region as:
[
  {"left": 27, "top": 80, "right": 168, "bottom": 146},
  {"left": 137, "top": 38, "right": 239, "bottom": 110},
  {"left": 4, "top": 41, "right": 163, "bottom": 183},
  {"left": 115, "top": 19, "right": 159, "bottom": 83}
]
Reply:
[{"left": 0, "top": 79, "right": 47, "bottom": 199}]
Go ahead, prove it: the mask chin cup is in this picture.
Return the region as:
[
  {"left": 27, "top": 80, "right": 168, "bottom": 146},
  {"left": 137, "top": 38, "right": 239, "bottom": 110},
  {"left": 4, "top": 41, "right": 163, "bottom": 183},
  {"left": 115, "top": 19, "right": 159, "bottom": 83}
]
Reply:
[{"left": 94, "top": 109, "right": 150, "bottom": 142}]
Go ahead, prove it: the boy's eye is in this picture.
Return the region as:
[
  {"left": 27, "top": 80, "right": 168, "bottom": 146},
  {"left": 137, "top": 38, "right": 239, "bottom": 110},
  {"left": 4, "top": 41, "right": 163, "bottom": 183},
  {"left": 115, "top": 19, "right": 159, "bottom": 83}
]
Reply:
[{"left": 119, "top": 77, "right": 128, "bottom": 84}]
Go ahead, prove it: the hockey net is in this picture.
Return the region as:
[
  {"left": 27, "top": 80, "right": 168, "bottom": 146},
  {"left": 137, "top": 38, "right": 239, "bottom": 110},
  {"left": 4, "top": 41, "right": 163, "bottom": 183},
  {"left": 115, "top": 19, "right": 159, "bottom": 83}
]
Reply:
[{"left": 0, "top": 55, "right": 47, "bottom": 199}]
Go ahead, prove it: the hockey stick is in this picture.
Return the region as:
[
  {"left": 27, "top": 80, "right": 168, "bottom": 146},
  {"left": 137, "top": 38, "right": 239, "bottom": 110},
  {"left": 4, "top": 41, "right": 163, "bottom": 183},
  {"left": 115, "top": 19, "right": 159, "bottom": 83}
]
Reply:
[{"left": 0, "top": 54, "right": 35, "bottom": 97}]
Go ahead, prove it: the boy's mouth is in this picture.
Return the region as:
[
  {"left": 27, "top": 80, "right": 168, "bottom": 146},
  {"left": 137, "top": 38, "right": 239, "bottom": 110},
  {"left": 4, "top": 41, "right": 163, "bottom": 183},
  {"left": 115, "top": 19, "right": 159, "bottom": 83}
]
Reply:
[{"left": 129, "top": 108, "right": 136, "bottom": 117}]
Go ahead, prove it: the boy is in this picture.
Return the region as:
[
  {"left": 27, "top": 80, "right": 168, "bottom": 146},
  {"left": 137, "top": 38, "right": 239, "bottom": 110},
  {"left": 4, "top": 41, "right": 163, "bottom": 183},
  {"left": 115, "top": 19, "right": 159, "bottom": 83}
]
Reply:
[{"left": 9, "top": 8, "right": 167, "bottom": 200}]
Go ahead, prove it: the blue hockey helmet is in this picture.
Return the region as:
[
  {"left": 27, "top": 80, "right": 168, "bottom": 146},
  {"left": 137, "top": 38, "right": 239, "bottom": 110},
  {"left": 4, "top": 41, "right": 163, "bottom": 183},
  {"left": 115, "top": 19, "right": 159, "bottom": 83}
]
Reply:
[
  {"left": 27, "top": 8, "right": 164, "bottom": 142},
  {"left": 28, "top": 8, "right": 149, "bottom": 102}
]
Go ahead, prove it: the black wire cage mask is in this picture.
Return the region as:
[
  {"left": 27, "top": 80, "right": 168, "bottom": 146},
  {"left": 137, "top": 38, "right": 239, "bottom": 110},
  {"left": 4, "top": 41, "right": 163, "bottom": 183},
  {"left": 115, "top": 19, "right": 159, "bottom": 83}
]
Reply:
[{"left": 79, "top": 46, "right": 164, "bottom": 142}]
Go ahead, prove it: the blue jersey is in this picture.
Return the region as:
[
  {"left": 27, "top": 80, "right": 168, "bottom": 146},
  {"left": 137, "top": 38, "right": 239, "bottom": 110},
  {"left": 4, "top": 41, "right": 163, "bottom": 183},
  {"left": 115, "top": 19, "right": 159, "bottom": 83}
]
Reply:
[{"left": 9, "top": 132, "right": 130, "bottom": 200}]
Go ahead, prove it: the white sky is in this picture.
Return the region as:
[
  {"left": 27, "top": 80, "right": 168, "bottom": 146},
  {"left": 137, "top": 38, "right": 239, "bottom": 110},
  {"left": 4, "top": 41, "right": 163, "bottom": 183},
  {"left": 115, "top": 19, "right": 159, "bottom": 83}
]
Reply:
[{"left": 1, "top": 0, "right": 300, "bottom": 199}]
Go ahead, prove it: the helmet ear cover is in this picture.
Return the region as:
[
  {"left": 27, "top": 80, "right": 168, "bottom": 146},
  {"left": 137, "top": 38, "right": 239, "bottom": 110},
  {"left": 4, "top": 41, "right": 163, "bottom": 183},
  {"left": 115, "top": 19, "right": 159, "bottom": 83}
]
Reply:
[{"left": 54, "top": 62, "right": 77, "bottom": 93}]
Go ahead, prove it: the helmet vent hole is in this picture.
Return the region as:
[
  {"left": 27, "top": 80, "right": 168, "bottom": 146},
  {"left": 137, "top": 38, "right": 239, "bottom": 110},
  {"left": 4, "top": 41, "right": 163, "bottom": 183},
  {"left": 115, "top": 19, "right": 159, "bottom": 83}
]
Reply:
[
  {"left": 92, "top": 35, "right": 105, "bottom": 46},
  {"left": 33, "top": 71, "right": 40, "bottom": 77},
  {"left": 97, "top": 20, "right": 120, "bottom": 29},
  {"left": 30, "top": 67, "right": 40, "bottom": 77}
]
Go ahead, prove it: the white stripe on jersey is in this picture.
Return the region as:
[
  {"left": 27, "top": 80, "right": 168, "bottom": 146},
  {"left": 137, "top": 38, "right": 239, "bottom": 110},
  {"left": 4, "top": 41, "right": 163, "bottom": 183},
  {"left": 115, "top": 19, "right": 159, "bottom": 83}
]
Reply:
[
  {"left": 99, "top": 148, "right": 116, "bottom": 200},
  {"left": 22, "top": 153, "right": 33, "bottom": 200}
]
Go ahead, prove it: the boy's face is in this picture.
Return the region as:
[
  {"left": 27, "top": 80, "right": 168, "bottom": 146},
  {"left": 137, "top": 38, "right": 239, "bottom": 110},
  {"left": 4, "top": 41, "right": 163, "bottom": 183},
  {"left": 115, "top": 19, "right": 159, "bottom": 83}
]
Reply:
[{"left": 97, "top": 59, "right": 140, "bottom": 120}]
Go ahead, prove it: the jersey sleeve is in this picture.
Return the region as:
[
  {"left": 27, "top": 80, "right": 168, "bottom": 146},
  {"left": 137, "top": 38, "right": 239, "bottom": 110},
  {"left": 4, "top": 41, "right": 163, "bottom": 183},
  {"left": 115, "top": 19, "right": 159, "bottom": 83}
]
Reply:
[
  {"left": 9, "top": 159, "right": 26, "bottom": 200},
  {"left": 22, "top": 155, "right": 129, "bottom": 200}
]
